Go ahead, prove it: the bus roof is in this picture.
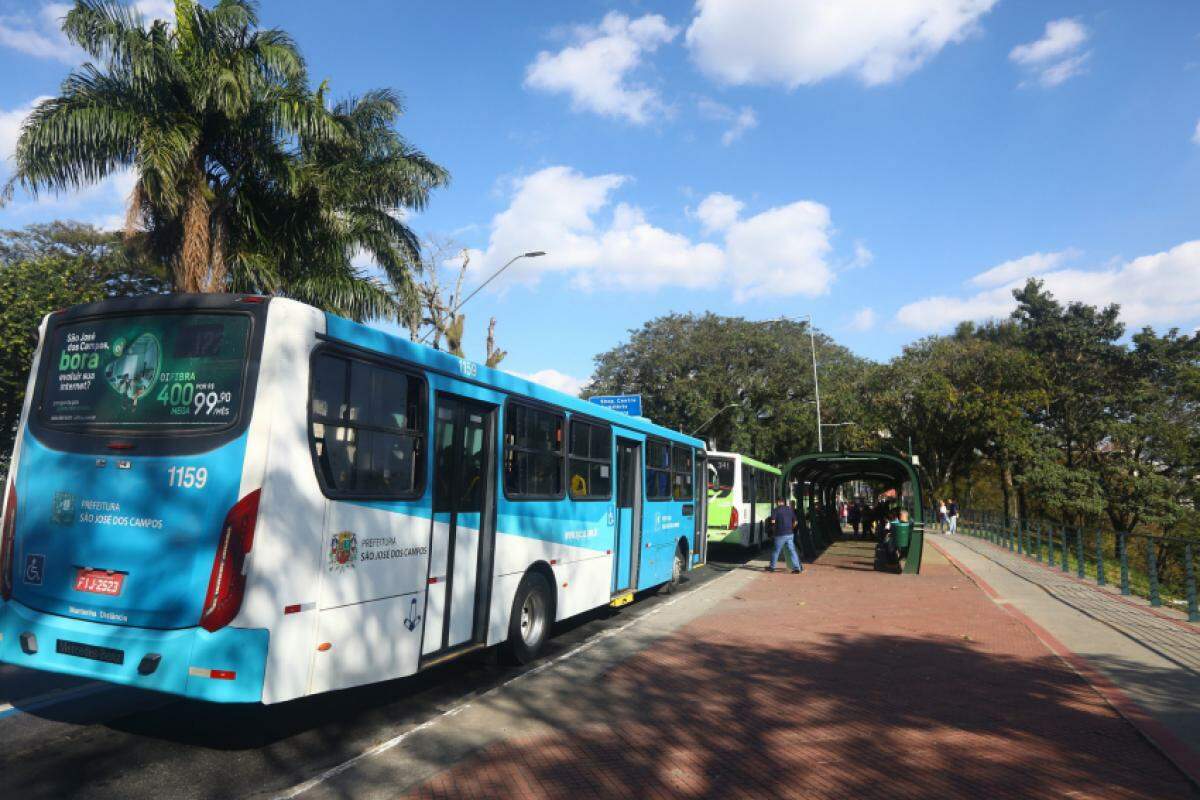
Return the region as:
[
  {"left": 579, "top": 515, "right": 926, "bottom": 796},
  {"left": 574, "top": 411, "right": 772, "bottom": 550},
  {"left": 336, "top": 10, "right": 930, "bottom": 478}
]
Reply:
[
  {"left": 706, "top": 451, "right": 781, "bottom": 475},
  {"left": 325, "top": 312, "right": 705, "bottom": 449}
]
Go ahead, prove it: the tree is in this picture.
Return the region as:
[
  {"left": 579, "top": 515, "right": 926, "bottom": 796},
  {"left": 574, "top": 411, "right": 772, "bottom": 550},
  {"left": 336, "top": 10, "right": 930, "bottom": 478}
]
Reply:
[
  {"left": 401, "top": 242, "right": 508, "bottom": 367},
  {"left": 0, "top": 222, "right": 167, "bottom": 470},
  {"left": 6, "top": 0, "right": 446, "bottom": 320},
  {"left": 0, "top": 257, "right": 107, "bottom": 473},
  {"left": 0, "top": 221, "right": 168, "bottom": 296},
  {"left": 587, "top": 314, "right": 870, "bottom": 465}
]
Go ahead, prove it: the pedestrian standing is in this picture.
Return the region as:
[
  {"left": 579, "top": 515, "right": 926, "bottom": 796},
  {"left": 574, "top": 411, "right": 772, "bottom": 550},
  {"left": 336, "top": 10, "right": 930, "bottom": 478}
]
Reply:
[
  {"left": 947, "top": 498, "right": 959, "bottom": 535},
  {"left": 848, "top": 501, "right": 861, "bottom": 538},
  {"left": 938, "top": 499, "right": 948, "bottom": 532},
  {"left": 767, "top": 497, "right": 802, "bottom": 574}
]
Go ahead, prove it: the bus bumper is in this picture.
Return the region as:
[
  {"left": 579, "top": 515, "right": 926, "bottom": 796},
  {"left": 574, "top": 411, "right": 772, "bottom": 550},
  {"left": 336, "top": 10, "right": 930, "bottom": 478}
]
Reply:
[
  {"left": 706, "top": 528, "right": 744, "bottom": 546},
  {"left": 0, "top": 600, "right": 268, "bottom": 704}
]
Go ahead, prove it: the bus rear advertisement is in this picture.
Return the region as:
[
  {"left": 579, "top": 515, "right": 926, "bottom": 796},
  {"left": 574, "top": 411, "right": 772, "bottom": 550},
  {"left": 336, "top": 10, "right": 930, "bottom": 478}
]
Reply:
[{"left": 0, "top": 294, "right": 707, "bottom": 704}]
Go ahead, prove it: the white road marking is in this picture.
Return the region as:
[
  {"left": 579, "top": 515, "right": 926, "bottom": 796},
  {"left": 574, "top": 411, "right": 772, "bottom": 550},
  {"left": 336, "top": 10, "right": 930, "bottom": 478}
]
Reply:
[{"left": 273, "top": 570, "right": 737, "bottom": 799}]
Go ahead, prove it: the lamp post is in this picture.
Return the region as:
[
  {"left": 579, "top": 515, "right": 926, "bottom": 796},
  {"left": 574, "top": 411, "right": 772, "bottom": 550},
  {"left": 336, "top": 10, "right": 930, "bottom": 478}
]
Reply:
[
  {"left": 807, "top": 314, "right": 823, "bottom": 452},
  {"left": 418, "top": 250, "right": 546, "bottom": 344},
  {"left": 821, "top": 421, "right": 856, "bottom": 452},
  {"left": 689, "top": 403, "right": 738, "bottom": 439}
]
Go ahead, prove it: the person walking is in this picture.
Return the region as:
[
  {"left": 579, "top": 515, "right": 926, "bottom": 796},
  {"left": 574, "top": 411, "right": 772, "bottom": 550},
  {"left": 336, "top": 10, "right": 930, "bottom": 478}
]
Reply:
[
  {"left": 947, "top": 498, "right": 959, "bottom": 535},
  {"left": 848, "top": 501, "right": 862, "bottom": 538},
  {"left": 937, "top": 500, "right": 948, "bottom": 532},
  {"left": 767, "top": 497, "right": 802, "bottom": 574}
]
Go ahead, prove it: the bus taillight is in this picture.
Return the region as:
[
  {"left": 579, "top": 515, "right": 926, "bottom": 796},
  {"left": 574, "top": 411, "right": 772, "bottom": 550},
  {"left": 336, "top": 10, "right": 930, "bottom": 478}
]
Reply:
[
  {"left": 199, "top": 489, "right": 261, "bottom": 632},
  {"left": 728, "top": 505, "right": 739, "bottom": 531},
  {"left": 0, "top": 484, "right": 16, "bottom": 601}
]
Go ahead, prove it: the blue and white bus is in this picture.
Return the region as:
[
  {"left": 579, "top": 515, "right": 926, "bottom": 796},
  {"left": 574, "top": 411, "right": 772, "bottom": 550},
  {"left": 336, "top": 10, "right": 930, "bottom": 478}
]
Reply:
[{"left": 0, "top": 294, "right": 708, "bottom": 704}]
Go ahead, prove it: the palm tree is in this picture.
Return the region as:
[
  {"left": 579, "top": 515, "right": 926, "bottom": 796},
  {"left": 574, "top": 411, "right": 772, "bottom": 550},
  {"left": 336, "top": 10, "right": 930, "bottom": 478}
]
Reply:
[{"left": 4, "top": 0, "right": 446, "bottom": 321}]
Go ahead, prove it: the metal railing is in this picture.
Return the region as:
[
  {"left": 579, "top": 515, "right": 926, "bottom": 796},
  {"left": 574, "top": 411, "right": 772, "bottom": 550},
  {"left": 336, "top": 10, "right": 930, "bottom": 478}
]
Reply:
[{"left": 954, "top": 510, "right": 1199, "bottom": 623}]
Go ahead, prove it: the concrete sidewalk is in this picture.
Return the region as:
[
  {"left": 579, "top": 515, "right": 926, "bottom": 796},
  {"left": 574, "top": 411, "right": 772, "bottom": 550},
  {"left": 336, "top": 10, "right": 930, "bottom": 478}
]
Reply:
[
  {"left": 397, "top": 542, "right": 1195, "bottom": 799},
  {"left": 930, "top": 531, "right": 1200, "bottom": 785}
]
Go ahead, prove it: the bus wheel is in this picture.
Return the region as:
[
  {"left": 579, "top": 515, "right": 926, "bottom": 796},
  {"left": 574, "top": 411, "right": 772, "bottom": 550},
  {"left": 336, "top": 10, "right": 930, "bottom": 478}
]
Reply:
[
  {"left": 503, "top": 571, "right": 552, "bottom": 664},
  {"left": 663, "top": 546, "right": 686, "bottom": 595}
]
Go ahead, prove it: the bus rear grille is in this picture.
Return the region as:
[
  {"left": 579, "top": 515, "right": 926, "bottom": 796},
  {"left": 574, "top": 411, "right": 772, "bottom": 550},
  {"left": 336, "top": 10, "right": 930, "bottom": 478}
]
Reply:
[{"left": 56, "top": 639, "right": 125, "bottom": 665}]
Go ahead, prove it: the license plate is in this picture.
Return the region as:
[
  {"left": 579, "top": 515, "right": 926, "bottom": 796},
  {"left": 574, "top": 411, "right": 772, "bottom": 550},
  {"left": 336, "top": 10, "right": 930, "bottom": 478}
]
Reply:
[{"left": 74, "top": 569, "right": 125, "bottom": 596}]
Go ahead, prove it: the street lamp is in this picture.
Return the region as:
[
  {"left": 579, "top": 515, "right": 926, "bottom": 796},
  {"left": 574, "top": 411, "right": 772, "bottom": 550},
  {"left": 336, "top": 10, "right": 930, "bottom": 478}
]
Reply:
[
  {"left": 689, "top": 403, "right": 738, "bottom": 437},
  {"left": 418, "top": 250, "right": 546, "bottom": 344},
  {"left": 807, "top": 314, "right": 823, "bottom": 452},
  {"left": 821, "top": 421, "right": 856, "bottom": 451}
]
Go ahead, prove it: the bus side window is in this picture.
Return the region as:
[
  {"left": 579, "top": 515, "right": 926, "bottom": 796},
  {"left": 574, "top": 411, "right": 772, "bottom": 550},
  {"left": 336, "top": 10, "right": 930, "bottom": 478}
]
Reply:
[
  {"left": 504, "top": 402, "right": 564, "bottom": 499},
  {"left": 568, "top": 418, "right": 612, "bottom": 501},
  {"left": 310, "top": 352, "right": 426, "bottom": 500},
  {"left": 646, "top": 439, "right": 671, "bottom": 500},
  {"left": 741, "top": 464, "right": 753, "bottom": 504},
  {"left": 671, "top": 445, "right": 693, "bottom": 501}
]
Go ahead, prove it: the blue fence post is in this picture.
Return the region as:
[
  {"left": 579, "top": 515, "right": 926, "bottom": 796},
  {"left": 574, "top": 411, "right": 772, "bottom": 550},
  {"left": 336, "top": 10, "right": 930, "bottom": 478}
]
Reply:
[
  {"left": 1095, "top": 529, "right": 1106, "bottom": 587},
  {"left": 1017, "top": 520, "right": 1025, "bottom": 555},
  {"left": 1036, "top": 525, "right": 1043, "bottom": 563},
  {"left": 1186, "top": 544, "right": 1199, "bottom": 623},
  {"left": 1147, "top": 544, "right": 1161, "bottom": 607},
  {"left": 1119, "top": 533, "right": 1130, "bottom": 596},
  {"left": 1075, "top": 528, "right": 1085, "bottom": 579}
]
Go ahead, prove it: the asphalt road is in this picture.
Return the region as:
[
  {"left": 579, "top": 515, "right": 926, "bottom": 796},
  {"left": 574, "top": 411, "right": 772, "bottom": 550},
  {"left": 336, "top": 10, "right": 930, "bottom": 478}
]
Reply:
[{"left": 0, "top": 546, "right": 753, "bottom": 800}]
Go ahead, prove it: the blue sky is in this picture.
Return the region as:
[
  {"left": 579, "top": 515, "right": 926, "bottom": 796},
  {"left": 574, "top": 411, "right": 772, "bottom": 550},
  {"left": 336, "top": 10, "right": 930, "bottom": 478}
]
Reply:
[{"left": 2, "top": 0, "right": 1199, "bottom": 394}]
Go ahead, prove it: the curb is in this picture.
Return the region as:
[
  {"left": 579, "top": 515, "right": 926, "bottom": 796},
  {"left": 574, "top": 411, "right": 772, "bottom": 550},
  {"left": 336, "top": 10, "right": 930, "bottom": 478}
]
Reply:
[{"left": 928, "top": 537, "right": 1200, "bottom": 790}]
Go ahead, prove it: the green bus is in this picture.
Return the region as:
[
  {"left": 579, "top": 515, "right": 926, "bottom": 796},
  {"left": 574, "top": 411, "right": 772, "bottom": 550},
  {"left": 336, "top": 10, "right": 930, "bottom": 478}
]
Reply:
[{"left": 705, "top": 451, "right": 781, "bottom": 548}]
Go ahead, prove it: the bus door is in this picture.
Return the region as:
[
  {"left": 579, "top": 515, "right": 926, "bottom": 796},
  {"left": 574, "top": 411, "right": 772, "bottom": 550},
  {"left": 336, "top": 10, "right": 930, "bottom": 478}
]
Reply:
[
  {"left": 612, "top": 438, "right": 642, "bottom": 594},
  {"left": 693, "top": 449, "right": 707, "bottom": 564},
  {"left": 424, "top": 394, "right": 496, "bottom": 657},
  {"left": 744, "top": 466, "right": 758, "bottom": 546}
]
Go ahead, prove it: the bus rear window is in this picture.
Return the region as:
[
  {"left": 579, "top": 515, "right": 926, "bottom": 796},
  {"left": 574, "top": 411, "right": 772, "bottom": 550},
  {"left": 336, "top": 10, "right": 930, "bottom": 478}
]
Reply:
[
  {"left": 40, "top": 313, "right": 252, "bottom": 432},
  {"left": 708, "top": 457, "right": 734, "bottom": 497}
]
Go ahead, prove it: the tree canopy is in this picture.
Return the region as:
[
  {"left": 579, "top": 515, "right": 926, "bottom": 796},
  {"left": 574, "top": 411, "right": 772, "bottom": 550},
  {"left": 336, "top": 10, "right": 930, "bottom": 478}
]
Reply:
[
  {"left": 5, "top": 0, "right": 447, "bottom": 321},
  {"left": 587, "top": 313, "right": 872, "bottom": 465}
]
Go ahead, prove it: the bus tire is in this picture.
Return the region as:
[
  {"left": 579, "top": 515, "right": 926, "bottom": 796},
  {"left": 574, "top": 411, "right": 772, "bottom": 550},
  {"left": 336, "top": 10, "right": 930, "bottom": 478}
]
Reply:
[
  {"left": 663, "top": 545, "right": 686, "bottom": 595},
  {"left": 503, "top": 571, "right": 553, "bottom": 664}
]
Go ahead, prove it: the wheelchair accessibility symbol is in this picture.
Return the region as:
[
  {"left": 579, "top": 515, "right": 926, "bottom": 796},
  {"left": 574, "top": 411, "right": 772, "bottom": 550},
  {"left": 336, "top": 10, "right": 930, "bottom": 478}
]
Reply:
[
  {"left": 23, "top": 554, "right": 45, "bottom": 586},
  {"left": 403, "top": 597, "right": 422, "bottom": 631}
]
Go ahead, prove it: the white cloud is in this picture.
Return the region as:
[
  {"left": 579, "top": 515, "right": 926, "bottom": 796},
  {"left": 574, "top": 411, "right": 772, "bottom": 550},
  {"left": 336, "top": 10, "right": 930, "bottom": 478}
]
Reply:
[
  {"left": 693, "top": 191, "right": 743, "bottom": 233},
  {"left": 849, "top": 241, "right": 874, "bottom": 269},
  {"left": 525, "top": 12, "right": 678, "bottom": 124},
  {"left": 0, "top": 2, "right": 174, "bottom": 63},
  {"left": 897, "top": 241, "right": 1200, "bottom": 332},
  {"left": 968, "top": 248, "right": 1080, "bottom": 287},
  {"left": 512, "top": 368, "right": 590, "bottom": 397},
  {"left": 696, "top": 97, "right": 758, "bottom": 145},
  {"left": 1009, "top": 18, "right": 1090, "bottom": 87},
  {"left": 849, "top": 307, "right": 877, "bottom": 332},
  {"left": 721, "top": 107, "right": 757, "bottom": 145},
  {"left": 685, "top": 0, "right": 997, "bottom": 88},
  {"left": 724, "top": 199, "right": 836, "bottom": 301},
  {"left": 0, "top": 4, "right": 77, "bottom": 63},
  {"left": 0, "top": 96, "right": 52, "bottom": 167},
  {"left": 468, "top": 167, "right": 846, "bottom": 301},
  {"left": 1192, "top": 119, "right": 1200, "bottom": 146}
]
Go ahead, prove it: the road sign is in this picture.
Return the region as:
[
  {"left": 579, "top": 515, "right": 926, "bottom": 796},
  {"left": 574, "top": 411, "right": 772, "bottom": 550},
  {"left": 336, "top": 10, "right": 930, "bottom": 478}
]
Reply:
[{"left": 589, "top": 394, "right": 643, "bottom": 417}]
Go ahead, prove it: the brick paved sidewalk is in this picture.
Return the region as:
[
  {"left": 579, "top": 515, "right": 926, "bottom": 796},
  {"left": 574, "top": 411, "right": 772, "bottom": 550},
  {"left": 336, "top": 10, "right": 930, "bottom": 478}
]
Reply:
[{"left": 404, "top": 541, "right": 1196, "bottom": 799}]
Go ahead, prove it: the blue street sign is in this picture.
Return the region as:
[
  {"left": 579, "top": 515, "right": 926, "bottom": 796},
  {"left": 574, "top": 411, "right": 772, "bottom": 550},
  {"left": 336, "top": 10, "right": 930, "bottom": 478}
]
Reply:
[{"left": 589, "top": 394, "right": 643, "bottom": 417}]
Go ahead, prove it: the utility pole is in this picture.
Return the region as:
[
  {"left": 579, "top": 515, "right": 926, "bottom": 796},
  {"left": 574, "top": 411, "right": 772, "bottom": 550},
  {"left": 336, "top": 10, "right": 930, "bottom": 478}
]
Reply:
[{"left": 807, "top": 314, "right": 823, "bottom": 452}]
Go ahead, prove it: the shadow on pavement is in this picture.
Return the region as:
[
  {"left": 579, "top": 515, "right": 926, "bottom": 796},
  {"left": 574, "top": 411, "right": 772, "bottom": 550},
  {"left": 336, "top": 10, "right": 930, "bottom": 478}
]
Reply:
[{"left": 403, "top": 632, "right": 1197, "bottom": 799}]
